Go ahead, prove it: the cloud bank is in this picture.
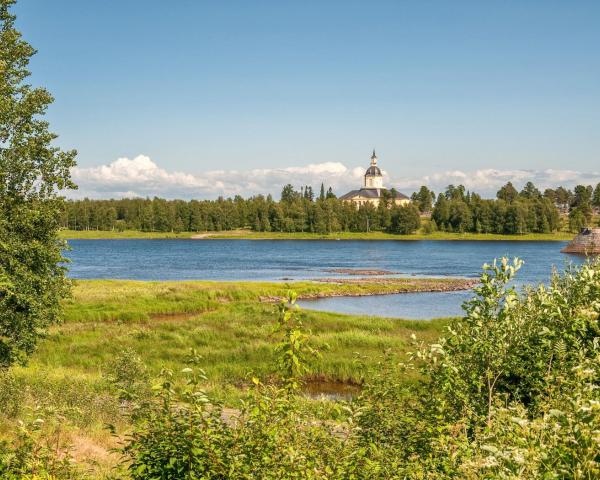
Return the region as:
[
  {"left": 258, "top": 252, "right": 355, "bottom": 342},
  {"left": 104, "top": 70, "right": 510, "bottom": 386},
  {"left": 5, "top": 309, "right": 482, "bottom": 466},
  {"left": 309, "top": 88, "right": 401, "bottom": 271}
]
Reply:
[{"left": 70, "top": 155, "right": 600, "bottom": 200}]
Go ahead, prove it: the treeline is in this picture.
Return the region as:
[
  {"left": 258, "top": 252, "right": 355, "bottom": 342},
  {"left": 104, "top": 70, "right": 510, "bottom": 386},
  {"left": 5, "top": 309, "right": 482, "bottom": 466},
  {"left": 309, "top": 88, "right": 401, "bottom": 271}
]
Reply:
[
  {"left": 431, "top": 183, "right": 560, "bottom": 234},
  {"left": 60, "top": 183, "right": 421, "bottom": 235},
  {"left": 420, "top": 181, "right": 600, "bottom": 234},
  {"left": 61, "top": 181, "right": 600, "bottom": 235}
]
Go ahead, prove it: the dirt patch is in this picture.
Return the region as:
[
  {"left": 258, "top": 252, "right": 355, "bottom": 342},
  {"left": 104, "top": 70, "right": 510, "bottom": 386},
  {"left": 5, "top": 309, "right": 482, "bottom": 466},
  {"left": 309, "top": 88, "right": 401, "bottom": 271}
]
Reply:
[
  {"left": 69, "top": 433, "right": 120, "bottom": 470},
  {"left": 221, "top": 407, "right": 241, "bottom": 426}
]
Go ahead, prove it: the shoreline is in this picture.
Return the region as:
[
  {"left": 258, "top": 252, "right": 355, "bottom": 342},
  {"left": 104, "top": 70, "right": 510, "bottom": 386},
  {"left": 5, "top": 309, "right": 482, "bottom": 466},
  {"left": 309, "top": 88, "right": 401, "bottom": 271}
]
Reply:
[
  {"left": 60, "top": 229, "right": 573, "bottom": 242},
  {"left": 259, "top": 277, "right": 478, "bottom": 302}
]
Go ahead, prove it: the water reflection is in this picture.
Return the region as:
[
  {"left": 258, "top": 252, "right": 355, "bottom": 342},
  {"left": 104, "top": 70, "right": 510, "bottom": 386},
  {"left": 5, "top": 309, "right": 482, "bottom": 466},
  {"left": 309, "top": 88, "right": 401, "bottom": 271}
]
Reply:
[{"left": 303, "top": 380, "right": 361, "bottom": 401}]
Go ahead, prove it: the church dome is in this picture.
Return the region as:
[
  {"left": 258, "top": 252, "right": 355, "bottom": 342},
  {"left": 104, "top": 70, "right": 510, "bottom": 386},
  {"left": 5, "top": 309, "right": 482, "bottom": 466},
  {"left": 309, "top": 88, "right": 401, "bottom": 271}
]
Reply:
[{"left": 365, "top": 165, "right": 382, "bottom": 176}]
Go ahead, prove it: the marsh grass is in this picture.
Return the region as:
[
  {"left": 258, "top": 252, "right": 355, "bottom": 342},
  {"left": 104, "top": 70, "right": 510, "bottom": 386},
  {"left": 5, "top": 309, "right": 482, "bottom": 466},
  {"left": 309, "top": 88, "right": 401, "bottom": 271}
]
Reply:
[{"left": 1, "top": 278, "right": 453, "bottom": 477}]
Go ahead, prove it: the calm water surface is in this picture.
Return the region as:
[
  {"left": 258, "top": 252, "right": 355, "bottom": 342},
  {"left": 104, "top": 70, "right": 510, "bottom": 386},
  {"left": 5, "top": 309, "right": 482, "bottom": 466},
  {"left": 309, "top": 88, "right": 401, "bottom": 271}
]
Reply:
[{"left": 65, "top": 239, "right": 584, "bottom": 319}]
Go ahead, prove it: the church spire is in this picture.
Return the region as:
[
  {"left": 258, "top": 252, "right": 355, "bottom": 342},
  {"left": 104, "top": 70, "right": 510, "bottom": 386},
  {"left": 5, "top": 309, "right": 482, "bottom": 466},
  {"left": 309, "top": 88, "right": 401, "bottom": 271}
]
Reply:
[{"left": 371, "top": 149, "right": 377, "bottom": 165}]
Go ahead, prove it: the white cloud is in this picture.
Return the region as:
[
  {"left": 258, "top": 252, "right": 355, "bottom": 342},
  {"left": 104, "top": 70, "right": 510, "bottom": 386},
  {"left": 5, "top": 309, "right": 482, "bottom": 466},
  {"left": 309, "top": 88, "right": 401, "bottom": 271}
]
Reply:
[{"left": 70, "top": 154, "right": 600, "bottom": 200}]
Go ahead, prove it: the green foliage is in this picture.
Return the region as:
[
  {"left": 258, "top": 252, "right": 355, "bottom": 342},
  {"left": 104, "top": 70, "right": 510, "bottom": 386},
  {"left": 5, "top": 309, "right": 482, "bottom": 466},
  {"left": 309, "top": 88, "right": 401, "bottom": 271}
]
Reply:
[
  {"left": 433, "top": 184, "right": 560, "bottom": 234},
  {"left": 0, "top": 369, "right": 24, "bottom": 417},
  {"left": 422, "top": 258, "right": 528, "bottom": 424},
  {"left": 60, "top": 179, "right": 584, "bottom": 237},
  {"left": 569, "top": 207, "right": 587, "bottom": 232},
  {"left": 593, "top": 182, "right": 600, "bottom": 208},
  {"left": 387, "top": 204, "right": 421, "bottom": 234},
  {"left": 0, "top": 0, "right": 76, "bottom": 367},
  {"left": 122, "top": 357, "right": 232, "bottom": 479},
  {"left": 121, "top": 308, "right": 360, "bottom": 479},
  {"left": 105, "top": 348, "right": 150, "bottom": 403},
  {"left": 119, "top": 259, "right": 600, "bottom": 478},
  {"left": 497, "top": 182, "right": 519, "bottom": 202},
  {"left": 0, "top": 416, "right": 79, "bottom": 479},
  {"left": 274, "top": 291, "right": 319, "bottom": 391},
  {"left": 411, "top": 185, "right": 436, "bottom": 212},
  {"left": 1, "top": 258, "right": 596, "bottom": 478}
]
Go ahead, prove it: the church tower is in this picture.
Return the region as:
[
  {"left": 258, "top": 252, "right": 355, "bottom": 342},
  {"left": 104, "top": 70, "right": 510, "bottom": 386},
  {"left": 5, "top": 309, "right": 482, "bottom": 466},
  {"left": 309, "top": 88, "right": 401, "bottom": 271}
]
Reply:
[
  {"left": 340, "top": 149, "right": 410, "bottom": 208},
  {"left": 364, "top": 149, "right": 383, "bottom": 189}
]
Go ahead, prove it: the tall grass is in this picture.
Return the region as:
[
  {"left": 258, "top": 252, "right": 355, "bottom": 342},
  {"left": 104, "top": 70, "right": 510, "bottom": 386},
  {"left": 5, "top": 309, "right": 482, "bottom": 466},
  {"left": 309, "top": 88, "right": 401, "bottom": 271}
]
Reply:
[{"left": 0, "top": 278, "right": 452, "bottom": 477}]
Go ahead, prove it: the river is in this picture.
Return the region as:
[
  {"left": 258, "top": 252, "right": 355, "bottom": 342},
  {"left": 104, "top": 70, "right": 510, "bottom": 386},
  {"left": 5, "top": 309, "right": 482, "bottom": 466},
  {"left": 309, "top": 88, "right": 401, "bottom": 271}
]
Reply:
[{"left": 65, "top": 239, "right": 584, "bottom": 319}]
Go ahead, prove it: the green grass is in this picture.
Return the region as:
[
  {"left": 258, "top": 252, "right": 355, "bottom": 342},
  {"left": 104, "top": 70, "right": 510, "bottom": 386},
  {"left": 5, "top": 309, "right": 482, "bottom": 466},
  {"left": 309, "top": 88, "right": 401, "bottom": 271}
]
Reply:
[
  {"left": 60, "top": 228, "right": 574, "bottom": 241},
  {"left": 61, "top": 277, "right": 473, "bottom": 324},
  {"left": 15, "top": 277, "right": 460, "bottom": 406},
  {"left": 2, "top": 278, "right": 463, "bottom": 475},
  {"left": 59, "top": 229, "right": 194, "bottom": 239},
  {"left": 204, "top": 229, "right": 573, "bottom": 241}
]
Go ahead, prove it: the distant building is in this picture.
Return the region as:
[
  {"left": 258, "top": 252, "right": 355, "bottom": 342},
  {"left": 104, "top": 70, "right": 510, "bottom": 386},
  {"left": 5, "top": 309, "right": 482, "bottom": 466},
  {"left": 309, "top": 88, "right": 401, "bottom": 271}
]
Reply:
[{"left": 340, "top": 150, "right": 410, "bottom": 208}]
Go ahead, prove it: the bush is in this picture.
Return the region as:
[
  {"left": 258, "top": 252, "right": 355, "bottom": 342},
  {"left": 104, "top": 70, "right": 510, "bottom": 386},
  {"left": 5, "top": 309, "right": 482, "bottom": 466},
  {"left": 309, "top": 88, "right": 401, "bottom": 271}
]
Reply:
[
  {"left": 0, "top": 417, "right": 80, "bottom": 479},
  {"left": 105, "top": 348, "right": 150, "bottom": 403},
  {"left": 0, "top": 371, "right": 25, "bottom": 418}
]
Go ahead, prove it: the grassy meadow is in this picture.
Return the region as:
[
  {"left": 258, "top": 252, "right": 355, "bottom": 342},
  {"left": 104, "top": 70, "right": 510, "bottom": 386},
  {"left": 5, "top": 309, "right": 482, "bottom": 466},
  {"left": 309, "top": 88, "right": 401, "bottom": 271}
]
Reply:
[{"left": 1, "top": 277, "right": 460, "bottom": 477}]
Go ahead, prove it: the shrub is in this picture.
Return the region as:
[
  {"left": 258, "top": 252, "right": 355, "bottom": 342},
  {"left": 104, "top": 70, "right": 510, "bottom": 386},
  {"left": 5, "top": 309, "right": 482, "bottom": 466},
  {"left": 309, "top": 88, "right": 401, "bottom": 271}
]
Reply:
[
  {"left": 105, "top": 348, "right": 150, "bottom": 403},
  {"left": 0, "top": 370, "right": 25, "bottom": 418},
  {"left": 0, "top": 417, "right": 80, "bottom": 479}
]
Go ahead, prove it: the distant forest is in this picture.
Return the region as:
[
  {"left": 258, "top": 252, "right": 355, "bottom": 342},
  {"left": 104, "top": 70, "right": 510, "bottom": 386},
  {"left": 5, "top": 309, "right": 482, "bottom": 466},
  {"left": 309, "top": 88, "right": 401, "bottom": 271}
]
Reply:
[{"left": 61, "top": 181, "right": 600, "bottom": 235}]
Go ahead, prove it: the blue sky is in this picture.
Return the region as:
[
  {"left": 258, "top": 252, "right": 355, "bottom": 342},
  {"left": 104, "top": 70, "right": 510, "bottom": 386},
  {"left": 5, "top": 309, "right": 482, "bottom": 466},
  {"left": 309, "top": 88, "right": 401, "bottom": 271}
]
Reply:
[{"left": 15, "top": 1, "right": 600, "bottom": 198}]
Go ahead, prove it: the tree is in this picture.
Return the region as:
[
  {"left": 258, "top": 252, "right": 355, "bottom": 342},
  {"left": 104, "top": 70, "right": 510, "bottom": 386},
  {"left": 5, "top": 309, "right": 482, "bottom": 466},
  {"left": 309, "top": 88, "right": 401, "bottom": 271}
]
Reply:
[
  {"left": 543, "top": 188, "right": 556, "bottom": 203},
  {"left": 554, "top": 186, "right": 572, "bottom": 208},
  {"left": 319, "top": 183, "right": 325, "bottom": 201},
  {"left": 0, "top": 0, "right": 77, "bottom": 367},
  {"left": 569, "top": 208, "right": 587, "bottom": 232},
  {"left": 504, "top": 203, "right": 527, "bottom": 234},
  {"left": 520, "top": 181, "right": 541, "bottom": 199},
  {"left": 593, "top": 183, "right": 600, "bottom": 208},
  {"left": 496, "top": 182, "right": 518, "bottom": 203},
  {"left": 445, "top": 184, "right": 465, "bottom": 202},
  {"left": 572, "top": 184, "right": 593, "bottom": 209},
  {"left": 388, "top": 204, "right": 420, "bottom": 234},
  {"left": 411, "top": 186, "right": 435, "bottom": 213},
  {"left": 280, "top": 184, "right": 297, "bottom": 203},
  {"left": 448, "top": 200, "right": 472, "bottom": 232},
  {"left": 303, "top": 186, "right": 314, "bottom": 202},
  {"left": 571, "top": 184, "right": 593, "bottom": 223},
  {"left": 432, "top": 193, "right": 450, "bottom": 230}
]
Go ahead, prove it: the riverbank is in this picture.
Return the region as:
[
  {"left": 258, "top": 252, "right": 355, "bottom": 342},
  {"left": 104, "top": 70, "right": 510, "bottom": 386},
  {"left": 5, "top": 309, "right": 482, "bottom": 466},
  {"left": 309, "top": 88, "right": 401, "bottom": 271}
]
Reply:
[
  {"left": 62, "top": 277, "right": 476, "bottom": 322},
  {"left": 2, "top": 278, "right": 455, "bottom": 475},
  {"left": 59, "top": 229, "right": 194, "bottom": 239},
  {"left": 59, "top": 228, "right": 573, "bottom": 241}
]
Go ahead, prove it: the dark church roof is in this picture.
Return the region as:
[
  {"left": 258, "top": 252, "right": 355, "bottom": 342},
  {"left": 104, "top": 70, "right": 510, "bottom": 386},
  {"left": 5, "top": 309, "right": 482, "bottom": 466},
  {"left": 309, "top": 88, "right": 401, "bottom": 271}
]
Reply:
[
  {"left": 365, "top": 165, "right": 382, "bottom": 176},
  {"left": 339, "top": 188, "right": 409, "bottom": 200}
]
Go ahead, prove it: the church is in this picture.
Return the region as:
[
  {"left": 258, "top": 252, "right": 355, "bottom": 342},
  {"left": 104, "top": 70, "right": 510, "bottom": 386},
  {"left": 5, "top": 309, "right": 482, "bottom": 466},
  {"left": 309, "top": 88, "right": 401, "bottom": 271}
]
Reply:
[{"left": 340, "top": 150, "right": 410, "bottom": 208}]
